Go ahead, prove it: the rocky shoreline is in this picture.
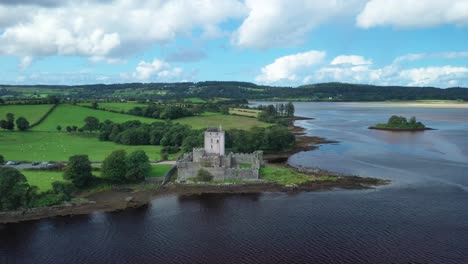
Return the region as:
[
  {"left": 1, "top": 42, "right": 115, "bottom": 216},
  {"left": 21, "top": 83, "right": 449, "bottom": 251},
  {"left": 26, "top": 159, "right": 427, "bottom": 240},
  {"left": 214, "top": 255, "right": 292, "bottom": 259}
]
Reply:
[{"left": 0, "top": 116, "right": 386, "bottom": 224}]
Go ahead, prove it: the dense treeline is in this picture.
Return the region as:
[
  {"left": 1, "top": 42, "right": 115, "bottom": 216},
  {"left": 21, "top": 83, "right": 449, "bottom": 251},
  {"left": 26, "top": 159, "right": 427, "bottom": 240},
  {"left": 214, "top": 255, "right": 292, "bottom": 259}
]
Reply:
[
  {"left": 373, "top": 116, "right": 426, "bottom": 129},
  {"left": 1, "top": 82, "right": 468, "bottom": 101},
  {"left": 96, "top": 118, "right": 295, "bottom": 154},
  {"left": 257, "top": 102, "right": 295, "bottom": 124}
]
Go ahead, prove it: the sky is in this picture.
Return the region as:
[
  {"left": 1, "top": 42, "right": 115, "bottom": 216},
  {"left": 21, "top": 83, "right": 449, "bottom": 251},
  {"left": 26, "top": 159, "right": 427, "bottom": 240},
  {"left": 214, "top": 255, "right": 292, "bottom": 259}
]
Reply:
[{"left": 0, "top": 0, "right": 468, "bottom": 87}]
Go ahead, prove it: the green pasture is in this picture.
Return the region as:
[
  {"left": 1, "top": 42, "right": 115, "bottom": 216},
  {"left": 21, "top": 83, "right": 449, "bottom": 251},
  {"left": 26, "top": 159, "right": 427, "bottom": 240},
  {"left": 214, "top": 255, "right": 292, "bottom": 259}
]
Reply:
[
  {"left": 0, "top": 131, "right": 164, "bottom": 162},
  {"left": 33, "top": 104, "right": 160, "bottom": 131},
  {"left": 0, "top": 104, "right": 54, "bottom": 126},
  {"left": 176, "top": 112, "right": 268, "bottom": 130},
  {"left": 22, "top": 170, "right": 68, "bottom": 192},
  {"left": 183, "top": 97, "right": 207, "bottom": 103}
]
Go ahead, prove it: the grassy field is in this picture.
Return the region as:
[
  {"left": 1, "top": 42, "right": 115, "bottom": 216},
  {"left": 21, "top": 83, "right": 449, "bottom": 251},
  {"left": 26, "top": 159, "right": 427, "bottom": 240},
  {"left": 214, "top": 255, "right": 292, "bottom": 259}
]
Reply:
[
  {"left": 183, "top": 97, "right": 207, "bottom": 103},
  {"left": 22, "top": 170, "right": 68, "bottom": 192},
  {"left": 229, "top": 108, "right": 261, "bottom": 118},
  {"left": 78, "top": 102, "right": 148, "bottom": 112},
  {"left": 33, "top": 104, "right": 160, "bottom": 131},
  {"left": 149, "top": 164, "right": 174, "bottom": 177},
  {"left": 177, "top": 112, "right": 268, "bottom": 129},
  {"left": 260, "top": 165, "right": 336, "bottom": 185},
  {"left": 0, "top": 104, "right": 54, "bottom": 126},
  {"left": 0, "top": 131, "right": 164, "bottom": 162}
]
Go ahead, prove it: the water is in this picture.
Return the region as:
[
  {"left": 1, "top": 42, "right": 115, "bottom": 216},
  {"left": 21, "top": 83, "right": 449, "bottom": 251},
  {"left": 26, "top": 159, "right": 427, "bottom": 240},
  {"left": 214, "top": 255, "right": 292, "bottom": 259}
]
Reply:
[{"left": 1, "top": 102, "right": 468, "bottom": 264}]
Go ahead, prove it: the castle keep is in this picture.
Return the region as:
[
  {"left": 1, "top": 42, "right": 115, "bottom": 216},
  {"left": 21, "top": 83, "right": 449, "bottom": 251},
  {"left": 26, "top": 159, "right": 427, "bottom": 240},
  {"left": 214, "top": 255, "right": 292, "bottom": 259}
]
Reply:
[{"left": 177, "top": 127, "right": 263, "bottom": 181}]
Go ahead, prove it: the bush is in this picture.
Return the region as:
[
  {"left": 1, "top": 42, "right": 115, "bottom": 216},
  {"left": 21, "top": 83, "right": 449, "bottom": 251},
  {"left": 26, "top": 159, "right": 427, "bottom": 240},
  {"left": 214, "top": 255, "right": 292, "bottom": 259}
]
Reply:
[
  {"left": 102, "top": 150, "right": 128, "bottom": 183},
  {"left": 196, "top": 169, "right": 213, "bottom": 182},
  {"left": 0, "top": 155, "right": 4, "bottom": 165},
  {"left": 125, "top": 150, "right": 151, "bottom": 182},
  {"left": 0, "top": 167, "right": 36, "bottom": 211},
  {"left": 51, "top": 181, "right": 76, "bottom": 200},
  {"left": 16, "top": 117, "right": 30, "bottom": 131},
  {"left": 63, "top": 155, "right": 94, "bottom": 188}
]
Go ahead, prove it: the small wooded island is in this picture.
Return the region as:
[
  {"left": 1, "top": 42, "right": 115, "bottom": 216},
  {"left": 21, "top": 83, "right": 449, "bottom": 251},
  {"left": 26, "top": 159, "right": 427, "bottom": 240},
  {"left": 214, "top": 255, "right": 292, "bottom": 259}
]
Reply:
[{"left": 369, "top": 115, "right": 432, "bottom": 131}]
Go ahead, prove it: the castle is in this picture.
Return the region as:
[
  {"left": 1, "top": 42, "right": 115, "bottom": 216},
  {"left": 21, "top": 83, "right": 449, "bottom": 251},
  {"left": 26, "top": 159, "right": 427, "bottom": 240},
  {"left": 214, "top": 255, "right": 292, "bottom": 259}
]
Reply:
[{"left": 176, "top": 126, "right": 263, "bottom": 181}]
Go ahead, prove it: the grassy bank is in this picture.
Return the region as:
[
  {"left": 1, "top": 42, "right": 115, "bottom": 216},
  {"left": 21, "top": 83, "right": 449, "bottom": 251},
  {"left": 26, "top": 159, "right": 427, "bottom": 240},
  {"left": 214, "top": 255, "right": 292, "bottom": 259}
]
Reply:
[{"left": 260, "top": 165, "right": 336, "bottom": 185}]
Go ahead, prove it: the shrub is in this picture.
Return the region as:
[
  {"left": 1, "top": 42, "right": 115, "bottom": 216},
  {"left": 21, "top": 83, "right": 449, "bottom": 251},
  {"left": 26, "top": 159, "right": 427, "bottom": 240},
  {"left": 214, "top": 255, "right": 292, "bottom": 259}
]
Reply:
[
  {"left": 16, "top": 117, "right": 30, "bottom": 131},
  {"left": 125, "top": 150, "right": 151, "bottom": 182},
  {"left": 63, "top": 155, "right": 94, "bottom": 188},
  {"left": 102, "top": 150, "right": 128, "bottom": 183},
  {"left": 196, "top": 169, "right": 213, "bottom": 182}
]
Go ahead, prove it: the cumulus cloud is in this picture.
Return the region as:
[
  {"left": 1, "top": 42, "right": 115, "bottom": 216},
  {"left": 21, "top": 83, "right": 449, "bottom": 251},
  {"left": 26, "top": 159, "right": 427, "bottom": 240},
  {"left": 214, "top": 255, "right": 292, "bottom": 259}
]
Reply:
[
  {"left": 399, "top": 66, "right": 468, "bottom": 86},
  {"left": 260, "top": 51, "right": 468, "bottom": 87},
  {"left": 232, "top": 0, "right": 365, "bottom": 48},
  {"left": 130, "top": 59, "right": 183, "bottom": 81},
  {"left": 255, "top": 50, "right": 326, "bottom": 83},
  {"left": 357, "top": 0, "right": 468, "bottom": 28},
  {"left": 0, "top": 0, "right": 246, "bottom": 66}
]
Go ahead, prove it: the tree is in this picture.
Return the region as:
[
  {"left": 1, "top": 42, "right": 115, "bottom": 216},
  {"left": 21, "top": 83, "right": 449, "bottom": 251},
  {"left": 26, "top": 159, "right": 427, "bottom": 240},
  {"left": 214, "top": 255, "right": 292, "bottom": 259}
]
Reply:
[
  {"left": 15, "top": 117, "right": 30, "bottom": 131},
  {"left": 0, "top": 154, "right": 4, "bottom": 164},
  {"left": 56, "top": 125, "right": 62, "bottom": 132},
  {"left": 125, "top": 150, "right": 151, "bottom": 182},
  {"left": 0, "top": 167, "right": 36, "bottom": 211},
  {"left": 3, "top": 113, "right": 14, "bottom": 130},
  {"left": 63, "top": 155, "right": 94, "bottom": 188},
  {"left": 91, "top": 101, "right": 99, "bottom": 109},
  {"left": 102, "top": 150, "right": 128, "bottom": 183},
  {"left": 51, "top": 181, "right": 76, "bottom": 200},
  {"left": 285, "top": 102, "right": 295, "bottom": 117},
  {"left": 66, "top": 126, "right": 72, "bottom": 133},
  {"left": 83, "top": 116, "right": 100, "bottom": 132},
  {"left": 0, "top": 120, "right": 7, "bottom": 129}
]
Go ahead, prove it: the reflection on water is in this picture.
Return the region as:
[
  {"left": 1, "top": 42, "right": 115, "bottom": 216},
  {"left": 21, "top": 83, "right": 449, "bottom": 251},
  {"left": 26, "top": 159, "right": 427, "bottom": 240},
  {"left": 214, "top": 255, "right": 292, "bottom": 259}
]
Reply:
[{"left": 1, "top": 103, "right": 468, "bottom": 264}]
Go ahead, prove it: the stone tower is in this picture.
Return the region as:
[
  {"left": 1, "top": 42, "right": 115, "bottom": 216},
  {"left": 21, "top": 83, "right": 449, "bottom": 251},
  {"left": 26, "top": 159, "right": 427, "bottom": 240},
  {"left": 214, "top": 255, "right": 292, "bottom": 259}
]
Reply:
[{"left": 204, "top": 126, "right": 225, "bottom": 156}]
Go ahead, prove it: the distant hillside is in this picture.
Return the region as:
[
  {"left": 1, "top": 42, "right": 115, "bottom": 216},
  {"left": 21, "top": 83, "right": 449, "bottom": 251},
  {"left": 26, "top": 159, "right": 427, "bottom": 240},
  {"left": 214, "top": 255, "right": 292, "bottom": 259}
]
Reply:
[{"left": 1, "top": 81, "right": 467, "bottom": 102}]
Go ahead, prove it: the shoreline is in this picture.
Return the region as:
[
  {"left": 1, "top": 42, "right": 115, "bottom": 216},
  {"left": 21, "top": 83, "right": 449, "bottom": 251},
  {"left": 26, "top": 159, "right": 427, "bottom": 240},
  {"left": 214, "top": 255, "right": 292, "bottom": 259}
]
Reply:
[
  {"left": 0, "top": 115, "right": 384, "bottom": 224},
  {"left": 0, "top": 174, "right": 388, "bottom": 224}
]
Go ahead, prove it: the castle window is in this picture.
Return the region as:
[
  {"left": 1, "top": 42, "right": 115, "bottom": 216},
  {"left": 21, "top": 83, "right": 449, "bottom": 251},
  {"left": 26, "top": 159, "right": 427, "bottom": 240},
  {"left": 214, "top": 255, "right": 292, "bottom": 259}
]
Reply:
[
  {"left": 217, "top": 139, "right": 219, "bottom": 143},
  {"left": 211, "top": 145, "right": 213, "bottom": 149}
]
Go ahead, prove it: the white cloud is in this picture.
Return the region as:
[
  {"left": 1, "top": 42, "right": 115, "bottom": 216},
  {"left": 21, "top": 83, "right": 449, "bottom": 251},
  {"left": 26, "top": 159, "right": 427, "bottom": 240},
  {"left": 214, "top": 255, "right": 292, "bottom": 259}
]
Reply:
[
  {"left": 232, "top": 0, "right": 365, "bottom": 48},
  {"left": 357, "top": 0, "right": 468, "bottom": 28},
  {"left": 331, "top": 55, "right": 372, "bottom": 66},
  {"left": 0, "top": 0, "right": 246, "bottom": 66},
  {"left": 262, "top": 51, "right": 468, "bottom": 87},
  {"left": 399, "top": 66, "right": 468, "bottom": 86},
  {"left": 130, "top": 59, "right": 183, "bottom": 81},
  {"left": 19, "top": 56, "right": 33, "bottom": 70},
  {"left": 255, "top": 50, "right": 326, "bottom": 83}
]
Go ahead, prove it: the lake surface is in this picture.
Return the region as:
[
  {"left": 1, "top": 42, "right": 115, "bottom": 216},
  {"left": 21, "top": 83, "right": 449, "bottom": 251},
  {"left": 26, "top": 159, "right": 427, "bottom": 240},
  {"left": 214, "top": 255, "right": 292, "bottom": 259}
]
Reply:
[{"left": 1, "top": 102, "right": 468, "bottom": 264}]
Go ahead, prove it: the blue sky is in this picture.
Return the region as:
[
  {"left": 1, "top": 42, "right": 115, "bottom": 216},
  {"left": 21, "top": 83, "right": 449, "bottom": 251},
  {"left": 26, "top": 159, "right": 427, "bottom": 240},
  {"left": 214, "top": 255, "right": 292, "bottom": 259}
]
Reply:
[{"left": 0, "top": 0, "right": 467, "bottom": 87}]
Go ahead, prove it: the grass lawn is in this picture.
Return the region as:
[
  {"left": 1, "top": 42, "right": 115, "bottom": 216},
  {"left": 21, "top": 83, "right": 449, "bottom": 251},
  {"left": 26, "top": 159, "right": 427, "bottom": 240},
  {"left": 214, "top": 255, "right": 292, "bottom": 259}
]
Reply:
[
  {"left": 183, "top": 97, "right": 207, "bottom": 103},
  {"left": 176, "top": 112, "right": 268, "bottom": 130},
  {"left": 33, "top": 104, "right": 161, "bottom": 131},
  {"left": 78, "top": 102, "right": 148, "bottom": 112},
  {"left": 149, "top": 164, "right": 174, "bottom": 177},
  {"left": 22, "top": 170, "right": 68, "bottom": 192},
  {"left": 0, "top": 131, "right": 164, "bottom": 162},
  {"left": 260, "top": 165, "right": 337, "bottom": 185},
  {"left": 0, "top": 104, "right": 54, "bottom": 126}
]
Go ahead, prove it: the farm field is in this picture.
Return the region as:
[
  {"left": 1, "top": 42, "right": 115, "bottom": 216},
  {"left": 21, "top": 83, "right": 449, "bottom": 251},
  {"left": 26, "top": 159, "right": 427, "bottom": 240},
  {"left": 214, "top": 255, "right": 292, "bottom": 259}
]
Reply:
[
  {"left": 0, "top": 132, "right": 164, "bottom": 162},
  {"left": 78, "top": 102, "right": 148, "bottom": 112},
  {"left": 229, "top": 108, "right": 261, "bottom": 118},
  {"left": 176, "top": 112, "right": 268, "bottom": 129},
  {"left": 0, "top": 104, "right": 54, "bottom": 125},
  {"left": 22, "top": 170, "right": 68, "bottom": 192},
  {"left": 33, "top": 104, "right": 160, "bottom": 131}
]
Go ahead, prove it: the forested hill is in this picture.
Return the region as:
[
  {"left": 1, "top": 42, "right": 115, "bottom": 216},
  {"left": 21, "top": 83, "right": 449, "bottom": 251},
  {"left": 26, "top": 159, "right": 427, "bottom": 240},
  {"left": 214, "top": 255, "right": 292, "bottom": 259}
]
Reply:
[{"left": 1, "top": 81, "right": 468, "bottom": 102}]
